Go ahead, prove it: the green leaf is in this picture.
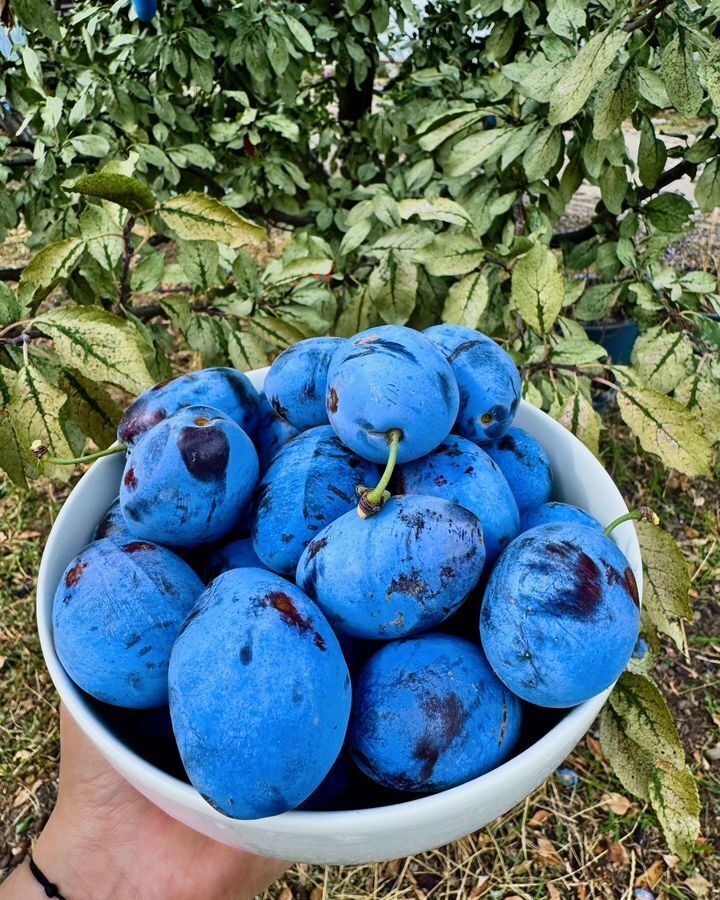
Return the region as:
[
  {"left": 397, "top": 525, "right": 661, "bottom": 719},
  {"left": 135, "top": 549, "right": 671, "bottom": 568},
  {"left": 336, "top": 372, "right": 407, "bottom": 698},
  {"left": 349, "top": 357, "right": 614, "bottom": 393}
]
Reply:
[
  {"left": 368, "top": 252, "right": 418, "bottom": 326},
  {"left": 549, "top": 28, "right": 629, "bottom": 125},
  {"left": 417, "top": 232, "right": 484, "bottom": 277},
  {"left": 523, "top": 127, "right": 562, "bottom": 182},
  {"left": 79, "top": 205, "right": 124, "bottom": 272},
  {"left": 160, "top": 193, "right": 267, "bottom": 246},
  {"left": 73, "top": 173, "right": 156, "bottom": 215},
  {"left": 511, "top": 243, "right": 564, "bottom": 334},
  {"left": 131, "top": 251, "right": 166, "bottom": 293},
  {"left": 263, "top": 257, "right": 333, "bottom": 287},
  {"left": 13, "top": 0, "right": 61, "bottom": 41},
  {"left": 661, "top": 30, "right": 703, "bottom": 117},
  {"left": 69, "top": 135, "right": 111, "bottom": 158},
  {"left": 695, "top": 158, "right": 720, "bottom": 213},
  {"left": 223, "top": 325, "right": 269, "bottom": 371},
  {"left": 636, "top": 521, "right": 692, "bottom": 654},
  {"left": 631, "top": 326, "right": 693, "bottom": 394},
  {"left": 678, "top": 270, "right": 716, "bottom": 293},
  {"left": 441, "top": 271, "right": 489, "bottom": 329},
  {"left": 674, "top": 366, "right": 720, "bottom": 445},
  {"left": 248, "top": 314, "right": 307, "bottom": 350},
  {"left": 599, "top": 705, "right": 654, "bottom": 802},
  {"left": 637, "top": 67, "right": 670, "bottom": 108},
  {"left": 0, "top": 284, "right": 23, "bottom": 329},
  {"left": 370, "top": 225, "right": 435, "bottom": 255},
  {"left": 340, "top": 219, "right": 373, "bottom": 255},
  {"left": 417, "top": 110, "right": 485, "bottom": 152},
  {"left": 551, "top": 338, "right": 606, "bottom": 365},
  {"left": 282, "top": 14, "right": 314, "bottom": 52},
  {"left": 34, "top": 307, "right": 155, "bottom": 395},
  {"left": 593, "top": 65, "right": 637, "bottom": 140},
  {"left": 444, "top": 127, "right": 513, "bottom": 177},
  {"left": 0, "top": 369, "right": 29, "bottom": 487},
  {"left": 616, "top": 385, "right": 712, "bottom": 477},
  {"left": 648, "top": 763, "right": 700, "bottom": 861},
  {"left": 185, "top": 315, "right": 226, "bottom": 366},
  {"left": 60, "top": 369, "right": 122, "bottom": 449},
  {"left": 644, "top": 194, "right": 693, "bottom": 232},
  {"left": 336, "top": 286, "right": 381, "bottom": 338},
  {"left": 550, "top": 380, "right": 601, "bottom": 455},
  {"left": 609, "top": 673, "right": 685, "bottom": 768},
  {"left": 575, "top": 283, "right": 621, "bottom": 322},
  {"left": 705, "top": 41, "right": 720, "bottom": 119},
  {"left": 397, "top": 197, "right": 472, "bottom": 227},
  {"left": 9, "top": 363, "right": 75, "bottom": 482},
  {"left": 19, "top": 239, "right": 85, "bottom": 306},
  {"left": 176, "top": 240, "right": 221, "bottom": 291},
  {"left": 638, "top": 116, "right": 667, "bottom": 190},
  {"left": 547, "top": 0, "right": 586, "bottom": 39},
  {"left": 600, "top": 165, "right": 627, "bottom": 215}
]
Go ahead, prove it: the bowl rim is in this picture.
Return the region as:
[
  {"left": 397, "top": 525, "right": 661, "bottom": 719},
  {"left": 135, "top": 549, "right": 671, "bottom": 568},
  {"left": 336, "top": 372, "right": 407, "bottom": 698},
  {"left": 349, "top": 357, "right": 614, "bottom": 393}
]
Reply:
[{"left": 36, "top": 372, "right": 642, "bottom": 831}]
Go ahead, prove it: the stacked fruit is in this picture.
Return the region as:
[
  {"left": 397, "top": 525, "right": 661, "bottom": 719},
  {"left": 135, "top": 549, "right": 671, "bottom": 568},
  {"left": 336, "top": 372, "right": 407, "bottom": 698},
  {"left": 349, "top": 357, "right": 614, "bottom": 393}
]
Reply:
[{"left": 52, "top": 325, "right": 641, "bottom": 819}]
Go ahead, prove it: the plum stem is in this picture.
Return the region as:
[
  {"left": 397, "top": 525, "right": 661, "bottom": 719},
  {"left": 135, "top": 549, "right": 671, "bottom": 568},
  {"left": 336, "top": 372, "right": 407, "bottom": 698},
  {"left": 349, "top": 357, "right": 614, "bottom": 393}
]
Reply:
[
  {"left": 604, "top": 506, "right": 660, "bottom": 536},
  {"left": 32, "top": 442, "right": 127, "bottom": 466},
  {"left": 357, "top": 429, "right": 402, "bottom": 519}
]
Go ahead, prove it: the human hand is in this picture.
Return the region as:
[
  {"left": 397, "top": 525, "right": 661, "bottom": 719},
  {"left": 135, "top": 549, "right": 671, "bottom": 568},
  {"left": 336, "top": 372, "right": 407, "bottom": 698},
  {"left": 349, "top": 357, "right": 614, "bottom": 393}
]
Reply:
[{"left": 1, "top": 705, "right": 288, "bottom": 900}]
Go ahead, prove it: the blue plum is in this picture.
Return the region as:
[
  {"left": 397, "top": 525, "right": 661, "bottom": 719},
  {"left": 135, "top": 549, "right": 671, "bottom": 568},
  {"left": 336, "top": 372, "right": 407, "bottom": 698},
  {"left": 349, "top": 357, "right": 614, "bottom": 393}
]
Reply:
[
  {"left": 396, "top": 434, "right": 519, "bottom": 563},
  {"left": 480, "top": 523, "right": 641, "bottom": 708},
  {"left": 349, "top": 634, "right": 521, "bottom": 792},
  {"left": 264, "top": 337, "right": 344, "bottom": 430},
  {"left": 295, "top": 495, "right": 485, "bottom": 639},
  {"left": 120, "top": 406, "right": 259, "bottom": 549},
  {"left": 520, "top": 501, "right": 603, "bottom": 534},
  {"left": 118, "top": 368, "right": 259, "bottom": 447},
  {"left": 326, "top": 325, "right": 459, "bottom": 464},
  {"left": 53, "top": 539, "right": 204, "bottom": 708},
  {"left": 132, "top": 0, "right": 157, "bottom": 21},
  {"left": 485, "top": 427, "right": 552, "bottom": 514},
  {"left": 254, "top": 392, "right": 299, "bottom": 471},
  {"left": 203, "top": 537, "right": 267, "bottom": 582},
  {"left": 424, "top": 324, "right": 520, "bottom": 445},
  {"left": 168, "top": 568, "right": 351, "bottom": 818},
  {"left": 91, "top": 497, "right": 137, "bottom": 542},
  {"left": 251, "top": 425, "right": 379, "bottom": 576}
]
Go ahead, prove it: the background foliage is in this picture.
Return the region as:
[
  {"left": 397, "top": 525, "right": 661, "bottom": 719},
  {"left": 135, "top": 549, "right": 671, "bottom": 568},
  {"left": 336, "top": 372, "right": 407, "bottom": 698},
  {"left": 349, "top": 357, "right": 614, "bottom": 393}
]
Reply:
[{"left": 1, "top": 0, "right": 718, "bottom": 861}]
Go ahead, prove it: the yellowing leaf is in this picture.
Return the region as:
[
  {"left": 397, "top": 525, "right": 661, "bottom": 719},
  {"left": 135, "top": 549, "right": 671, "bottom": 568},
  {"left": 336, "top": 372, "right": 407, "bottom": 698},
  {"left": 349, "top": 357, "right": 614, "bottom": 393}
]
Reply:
[
  {"left": 550, "top": 382, "right": 601, "bottom": 456},
  {"left": 160, "top": 193, "right": 267, "bottom": 246},
  {"left": 368, "top": 252, "right": 418, "bottom": 326},
  {"left": 336, "top": 286, "right": 381, "bottom": 338},
  {"left": 441, "top": 271, "right": 489, "bottom": 329},
  {"left": 34, "top": 307, "right": 155, "bottom": 395},
  {"left": 609, "top": 673, "right": 685, "bottom": 769},
  {"left": 73, "top": 172, "right": 156, "bottom": 215},
  {"left": 637, "top": 521, "right": 692, "bottom": 654},
  {"left": 649, "top": 763, "right": 700, "bottom": 861},
  {"left": 616, "top": 385, "right": 712, "bottom": 477},
  {"left": 512, "top": 243, "right": 564, "bottom": 334},
  {"left": 444, "top": 127, "right": 512, "bottom": 177},
  {"left": 599, "top": 705, "right": 653, "bottom": 802},
  {"left": 661, "top": 29, "right": 703, "bottom": 117},
  {"left": 417, "top": 232, "right": 484, "bottom": 277},
  {"left": 19, "top": 239, "right": 85, "bottom": 306},
  {"left": 631, "top": 327, "right": 693, "bottom": 394},
  {"left": 549, "top": 28, "right": 629, "bottom": 125},
  {"left": 397, "top": 197, "right": 472, "bottom": 227}
]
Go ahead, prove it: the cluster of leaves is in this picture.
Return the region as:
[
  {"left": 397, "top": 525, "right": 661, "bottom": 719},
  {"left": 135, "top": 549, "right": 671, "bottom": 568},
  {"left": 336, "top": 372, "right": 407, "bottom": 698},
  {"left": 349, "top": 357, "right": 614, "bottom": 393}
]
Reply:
[{"left": 1, "top": 0, "right": 717, "bottom": 859}]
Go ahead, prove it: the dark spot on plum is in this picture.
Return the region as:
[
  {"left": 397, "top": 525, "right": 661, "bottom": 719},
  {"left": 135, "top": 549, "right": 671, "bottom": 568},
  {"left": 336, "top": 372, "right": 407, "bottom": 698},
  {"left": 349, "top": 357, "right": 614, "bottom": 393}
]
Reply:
[
  {"left": 464, "top": 466, "right": 474, "bottom": 474},
  {"left": 414, "top": 691, "right": 468, "bottom": 781},
  {"left": 306, "top": 536, "right": 328, "bottom": 560},
  {"left": 328, "top": 387, "right": 339, "bottom": 414},
  {"left": 398, "top": 510, "right": 426, "bottom": 539},
  {"left": 119, "top": 404, "right": 166, "bottom": 445},
  {"left": 603, "top": 562, "right": 624, "bottom": 586},
  {"left": 435, "top": 442, "right": 463, "bottom": 458},
  {"left": 546, "top": 541, "right": 573, "bottom": 559},
  {"left": 223, "top": 371, "right": 255, "bottom": 410},
  {"left": 280, "top": 533, "right": 294, "bottom": 544},
  {"left": 292, "top": 683, "right": 303, "bottom": 704},
  {"left": 178, "top": 426, "right": 230, "bottom": 482},
  {"left": 572, "top": 552, "right": 603, "bottom": 616},
  {"left": 499, "top": 535, "right": 510, "bottom": 547},
  {"left": 440, "top": 565, "right": 455, "bottom": 580},
  {"left": 200, "top": 792, "right": 226, "bottom": 814},
  {"left": 240, "top": 641, "right": 253, "bottom": 665},
  {"left": 388, "top": 571, "right": 429, "bottom": 601},
  {"left": 624, "top": 567, "right": 639, "bottom": 606},
  {"left": 125, "top": 633, "right": 142, "bottom": 649},
  {"left": 128, "top": 673, "right": 142, "bottom": 691},
  {"left": 268, "top": 591, "right": 326, "bottom": 650},
  {"left": 151, "top": 378, "right": 173, "bottom": 392},
  {"left": 496, "top": 434, "right": 517, "bottom": 453},
  {"left": 271, "top": 396, "right": 289, "bottom": 421},
  {"left": 137, "top": 645, "right": 152, "bottom": 657},
  {"left": 65, "top": 562, "right": 87, "bottom": 588},
  {"left": 448, "top": 340, "right": 481, "bottom": 363},
  {"left": 327, "top": 484, "right": 353, "bottom": 504},
  {"left": 123, "top": 541, "right": 156, "bottom": 554},
  {"left": 436, "top": 369, "right": 455, "bottom": 407},
  {"left": 433, "top": 474, "right": 447, "bottom": 487},
  {"left": 123, "top": 466, "right": 138, "bottom": 489},
  {"left": 499, "top": 697, "right": 508, "bottom": 746}
]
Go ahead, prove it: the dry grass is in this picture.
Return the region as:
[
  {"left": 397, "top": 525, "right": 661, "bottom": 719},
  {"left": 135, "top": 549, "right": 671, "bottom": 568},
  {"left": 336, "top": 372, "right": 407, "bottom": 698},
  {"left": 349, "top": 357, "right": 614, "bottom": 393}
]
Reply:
[{"left": 1, "top": 419, "right": 718, "bottom": 898}]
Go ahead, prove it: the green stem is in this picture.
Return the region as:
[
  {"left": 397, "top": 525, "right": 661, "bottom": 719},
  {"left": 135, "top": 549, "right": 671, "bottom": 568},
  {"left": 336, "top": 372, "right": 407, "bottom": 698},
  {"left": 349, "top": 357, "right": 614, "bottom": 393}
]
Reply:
[
  {"left": 34, "top": 443, "right": 127, "bottom": 466},
  {"left": 357, "top": 429, "right": 403, "bottom": 519},
  {"left": 604, "top": 506, "right": 660, "bottom": 536}
]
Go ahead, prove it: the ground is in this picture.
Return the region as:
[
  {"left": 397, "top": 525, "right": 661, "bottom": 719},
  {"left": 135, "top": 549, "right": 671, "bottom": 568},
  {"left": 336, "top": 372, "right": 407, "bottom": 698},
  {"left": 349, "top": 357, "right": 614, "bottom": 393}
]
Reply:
[{"left": 1, "top": 414, "right": 718, "bottom": 900}]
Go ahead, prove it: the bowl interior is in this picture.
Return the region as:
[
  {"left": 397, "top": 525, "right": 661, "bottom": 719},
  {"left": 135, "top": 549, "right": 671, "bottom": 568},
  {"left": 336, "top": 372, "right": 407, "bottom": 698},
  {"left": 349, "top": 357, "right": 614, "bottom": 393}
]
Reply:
[{"left": 36, "top": 367, "right": 642, "bottom": 823}]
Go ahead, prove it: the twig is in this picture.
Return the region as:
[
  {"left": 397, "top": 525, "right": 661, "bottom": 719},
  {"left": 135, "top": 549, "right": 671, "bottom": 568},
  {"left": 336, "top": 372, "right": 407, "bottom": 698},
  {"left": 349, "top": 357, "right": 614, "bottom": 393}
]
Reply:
[{"left": 117, "top": 215, "right": 136, "bottom": 311}]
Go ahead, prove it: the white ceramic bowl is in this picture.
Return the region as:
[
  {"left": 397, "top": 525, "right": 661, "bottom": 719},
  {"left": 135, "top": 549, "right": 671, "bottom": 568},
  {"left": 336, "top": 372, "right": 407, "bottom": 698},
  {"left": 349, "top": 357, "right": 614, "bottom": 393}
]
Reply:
[{"left": 37, "top": 366, "right": 642, "bottom": 865}]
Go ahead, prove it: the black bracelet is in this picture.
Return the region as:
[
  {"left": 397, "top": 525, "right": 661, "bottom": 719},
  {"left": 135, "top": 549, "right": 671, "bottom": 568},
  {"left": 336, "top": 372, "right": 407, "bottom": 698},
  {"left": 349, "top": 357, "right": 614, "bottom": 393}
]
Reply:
[{"left": 29, "top": 856, "right": 68, "bottom": 900}]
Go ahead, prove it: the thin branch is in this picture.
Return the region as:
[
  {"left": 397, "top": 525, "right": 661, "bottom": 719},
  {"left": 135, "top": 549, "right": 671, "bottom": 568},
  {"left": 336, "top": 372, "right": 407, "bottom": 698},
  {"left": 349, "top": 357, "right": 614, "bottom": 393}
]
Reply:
[{"left": 117, "top": 215, "right": 136, "bottom": 311}]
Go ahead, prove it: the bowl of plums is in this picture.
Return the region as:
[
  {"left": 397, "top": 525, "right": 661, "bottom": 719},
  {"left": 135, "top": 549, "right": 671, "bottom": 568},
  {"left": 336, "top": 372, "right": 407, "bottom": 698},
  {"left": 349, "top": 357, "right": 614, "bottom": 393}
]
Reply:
[{"left": 37, "top": 324, "right": 642, "bottom": 865}]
